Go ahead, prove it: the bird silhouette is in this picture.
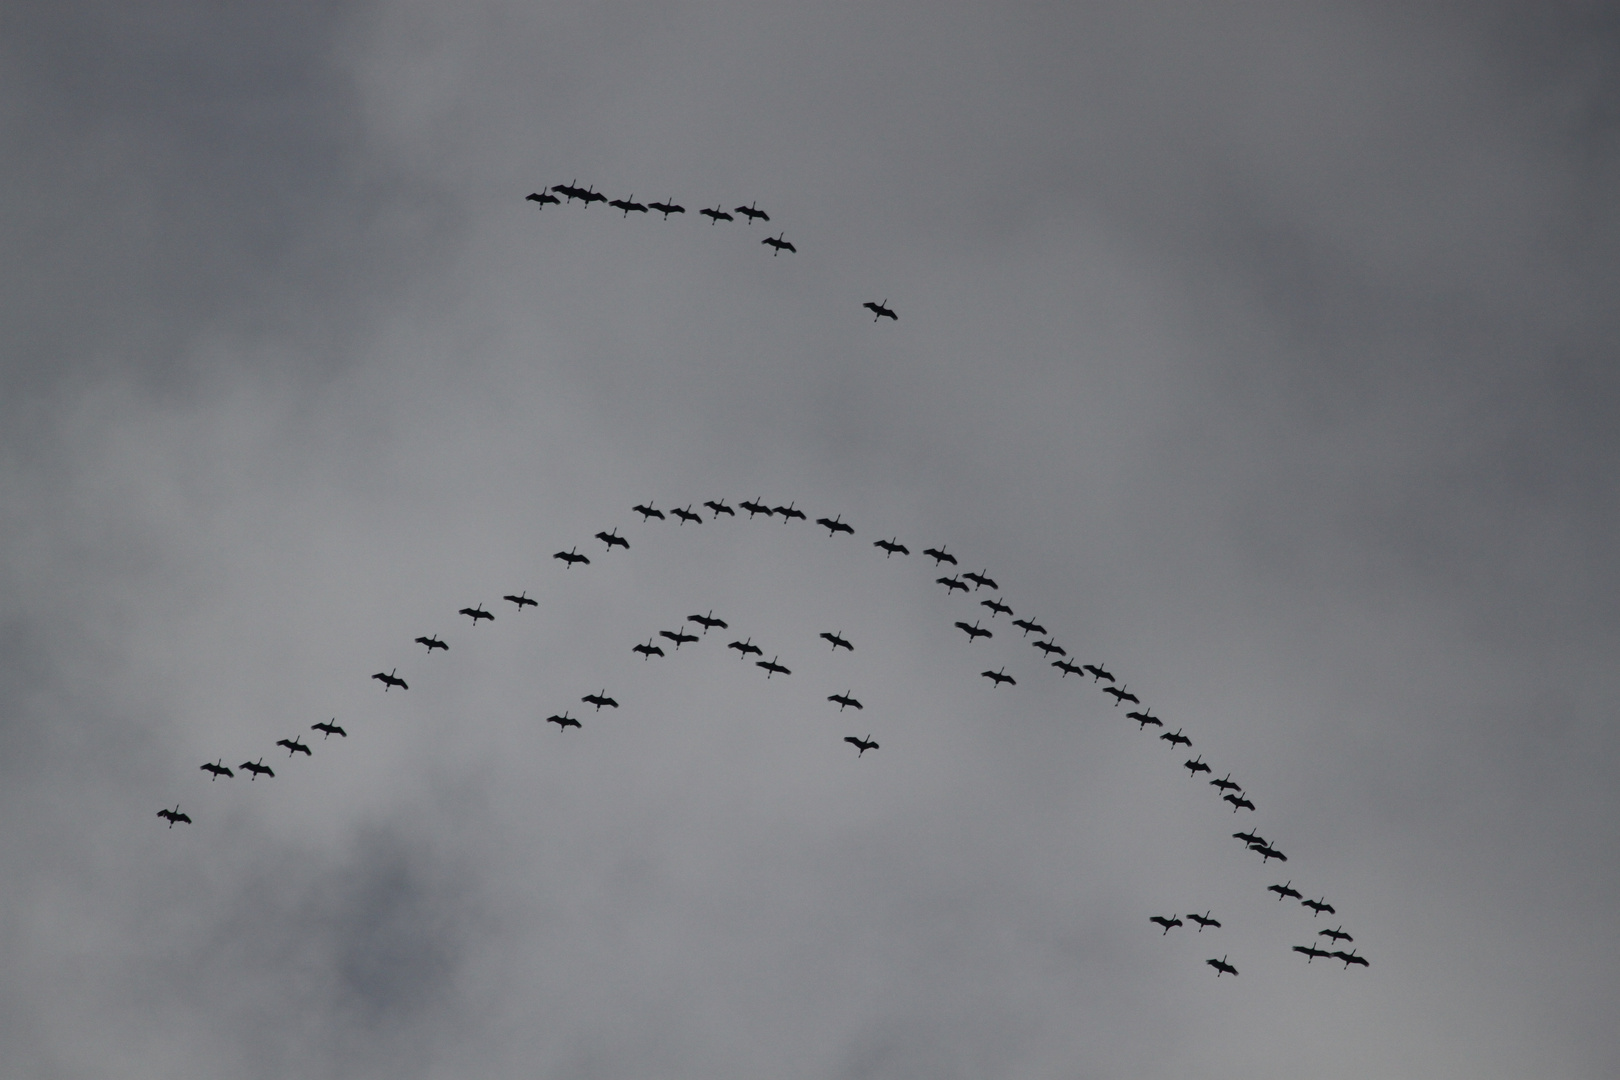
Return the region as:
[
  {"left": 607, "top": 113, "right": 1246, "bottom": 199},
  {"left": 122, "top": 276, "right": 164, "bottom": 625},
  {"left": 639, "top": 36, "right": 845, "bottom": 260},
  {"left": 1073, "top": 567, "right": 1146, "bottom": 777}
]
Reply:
[
  {"left": 1184, "top": 755, "right": 1211, "bottom": 776},
  {"left": 1032, "top": 639, "right": 1065, "bottom": 656},
  {"left": 772, "top": 502, "right": 806, "bottom": 522},
  {"left": 728, "top": 637, "right": 763, "bottom": 658},
  {"left": 981, "top": 667, "right": 1016, "bottom": 688},
  {"left": 1084, "top": 664, "right": 1115, "bottom": 683},
  {"left": 547, "top": 712, "right": 582, "bottom": 730},
  {"left": 1054, "top": 659, "right": 1085, "bottom": 677},
  {"left": 844, "top": 735, "right": 879, "bottom": 757},
  {"left": 1103, "top": 684, "right": 1139, "bottom": 706},
  {"left": 703, "top": 499, "right": 735, "bottom": 517},
  {"left": 963, "top": 569, "right": 998, "bottom": 591},
  {"left": 460, "top": 604, "right": 494, "bottom": 624},
  {"left": 672, "top": 505, "right": 703, "bottom": 524},
  {"left": 633, "top": 638, "right": 665, "bottom": 659},
  {"left": 1127, "top": 710, "right": 1162, "bottom": 728},
  {"left": 312, "top": 721, "right": 346, "bottom": 739},
  {"left": 582, "top": 690, "right": 619, "bottom": 711},
  {"left": 874, "top": 537, "right": 910, "bottom": 557},
  {"left": 595, "top": 528, "right": 630, "bottom": 550},
  {"left": 828, "top": 691, "right": 863, "bottom": 711},
  {"left": 1150, "top": 915, "right": 1183, "bottom": 935},
  {"left": 157, "top": 805, "right": 192, "bottom": 828},
  {"left": 1319, "top": 926, "right": 1353, "bottom": 944},
  {"left": 525, "top": 191, "right": 560, "bottom": 207},
  {"left": 762, "top": 233, "right": 796, "bottom": 255},
  {"left": 504, "top": 591, "right": 537, "bottom": 611},
  {"left": 415, "top": 634, "right": 449, "bottom": 652},
  {"left": 980, "top": 598, "right": 1013, "bottom": 617},
  {"left": 372, "top": 669, "right": 408, "bottom": 691},
  {"left": 700, "top": 205, "right": 733, "bottom": 224},
  {"left": 1332, "top": 949, "right": 1370, "bottom": 969},
  {"left": 863, "top": 299, "right": 897, "bottom": 322},
  {"left": 937, "top": 575, "right": 969, "bottom": 594},
  {"left": 815, "top": 514, "right": 854, "bottom": 536},
  {"left": 1160, "top": 728, "right": 1190, "bottom": 747},
  {"left": 554, "top": 547, "right": 590, "bottom": 567},
  {"left": 1207, "top": 956, "right": 1238, "bottom": 977},
  {"left": 756, "top": 656, "right": 791, "bottom": 678},
  {"left": 659, "top": 629, "right": 699, "bottom": 649},
  {"left": 738, "top": 498, "right": 771, "bottom": 518},
  {"left": 1293, "top": 944, "right": 1334, "bottom": 963},
  {"left": 820, "top": 631, "right": 854, "bottom": 652},
  {"left": 1011, "top": 617, "right": 1047, "bottom": 636},
  {"left": 633, "top": 502, "right": 666, "bottom": 521},
  {"left": 608, "top": 195, "right": 648, "bottom": 216},
  {"left": 239, "top": 758, "right": 274, "bottom": 779},
  {"left": 648, "top": 199, "right": 685, "bottom": 219},
  {"left": 922, "top": 546, "right": 957, "bottom": 566},
  {"left": 1188, "top": 912, "right": 1221, "bottom": 931},
  {"left": 734, "top": 202, "right": 769, "bottom": 223},
  {"left": 687, "top": 611, "right": 728, "bottom": 634},
  {"left": 1224, "top": 793, "right": 1256, "bottom": 813},
  {"left": 1302, "top": 897, "right": 1335, "bottom": 917},
  {"left": 200, "top": 759, "right": 233, "bottom": 779},
  {"left": 276, "top": 737, "right": 312, "bottom": 757},
  {"left": 956, "top": 620, "right": 992, "bottom": 642},
  {"left": 1267, "top": 881, "right": 1302, "bottom": 901}
]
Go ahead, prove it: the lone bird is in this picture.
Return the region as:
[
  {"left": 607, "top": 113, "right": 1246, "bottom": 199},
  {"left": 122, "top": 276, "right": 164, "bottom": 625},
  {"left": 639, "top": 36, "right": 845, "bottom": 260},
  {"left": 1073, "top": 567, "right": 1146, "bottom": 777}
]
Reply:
[
  {"left": 372, "top": 669, "right": 408, "bottom": 691},
  {"left": 700, "top": 205, "right": 734, "bottom": 224},
  {"left": 820, "top": 631, "right": 854, "bottom": 652},
  {"left": 554, "top": 547, "right": 590, "bottom": 567},
  {"left": 937, "top": 575, "right": 969, "bottom": 594},
  {"left": 276, "top": 737, "right": 312, "bottom": 757},
  {"left": 816, "top": 514, "right": 854, "bottom": 536},
  {"left": 1224, "top": 793, "right": 1256, "bottom": 813},
  {"left": 312, "top": 721, "right": 346, "bottom": 739},
  {"left": 633, "top": 502, "right": 666, "bottom": 521},
  {"left": 956, "top": 620, "right": 992, "bottom": 643},
  {"left": 659, "top": 629, "right": 699, "bottom": 649},
  {"left": 1032, "top": 639, "right": 1065, "bottom": 657},
  {"left": 525, "top": 191, "right": 560, "bottom": 207},
  {"left": 1302, "top": 897, "right": 1336, "bottom": 916},
  {"left": 460, "top": 604, "right": 494, "bottom": 624},
  {"left": 981, "top": 598, "right": 1012, "bottom": 618},
  {"left": 672, "top": 505, "right": 703, "bottom": 525},
  {"left": 1160, "top": 728, "right": 1191, "bottom": 747},
  {"left": 1150, "top": 915, "right": 1183, "bottom": 935},
  {"left": 963, "top": 569, "right": 998, "bottom": 591},
  {"left": 1319, "top": 926, "right": 1353, "bottom": 944},
  {"left": 844, "top": 735, "right": 879, "bottom": 757},
  {"left": 1188, "top": 912, "right": 1221, "bottom": 931},
  {"left": 1012, "top": 617, "right": 1047, "bottom": 636},
  {"left": 1054, "top": 659, "right": 1085, "bottom": 677},
  {"left": 1084, "top": 664, "right": 1115, "bottom": 683},
  {"left": 728, "top": 637, "right": 764, "bottom": 658},
  {"left": 922, "top": 546, "right": 957, "bottom": 566},
  {"left": 608, "top": 194, "right": 647, "bottom": 216},
  {"left": 1103, "top": 684, "right": 1139, "bottom": 706},
  {"left": 547, "top": 712, "right": 581, "bottom": 731},
  {"left": 648, "top": 198, "right": 685, "bottom": 219},
  {"left": 982, "top": 667, "right": 1016, "bottom": 688},
  {"left": 240, "top": 758, "right": 275, "bottom": 780},
  {"left": 1293, "top": 944, "right": 1334, "bottom": 963},
  {"left": 738, "top": 498, "right": 771, "bottom": 518},
  {"left": 703, "top": 499, "right": 735, "bottom": 517},
  {"left": 1207, "top": 956, "right": 1239, "bottom": 977},
  {"left": 416, "top": 634, "right": 449, "bottom": 652},
  {"left": 1127, "top": 710, "right": 1162, "bottom": 728},
  {"left": 596, "top": 528, "right": 630, "bottom": 550},
  {"left": 1210, "top": 774, "right": 1241, "bottom": 792},
  {"left": 633, "top": 638, "right": 666, "bottom": 659},
  {"left": 772, "top": 502, "right": 806, "bottom": 522},
  {"left": 157, "top": 805, "right": 192, "bottom": 828},
  {"left": 1332, "top": 950, "right": 1370, "bottom": 969},
  {"left": 863, "top": 299, "right": 897, "bottom": 322},
  {"left": 200, "top": 759, "right": 233, "bottom": 780},
  {"left": 734, "top": 202, "right": 769, "bottom": 223},
  {"left": 504, "top": 591, "right": 537, "bottom": 611},
  {"left": 687, "top": 611, "right": 728, "bottom": 634},
  {"left": 828, "top": 691, "right": 863, "bottom": 711},
  {"left": 1267, "top": 881, "right": 1303, "bottom": 901},
  {"left": 756, "top": 656, "right": 791, "bottom": 678},
  {"left": 874, "top": 537, "right": 910, "bottom": 557},
  {"left": 1184, "top": 755, "right": 1211, "bottom": 776},
  {"left": 582, "top": 690, "right": 619, "bottom": 711}
]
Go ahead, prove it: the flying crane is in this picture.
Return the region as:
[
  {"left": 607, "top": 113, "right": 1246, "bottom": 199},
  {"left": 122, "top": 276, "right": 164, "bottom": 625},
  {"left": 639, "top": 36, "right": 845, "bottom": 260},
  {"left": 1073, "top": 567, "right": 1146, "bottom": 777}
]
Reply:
[
  {"left": 700, "top": 205, "right": 734, "bottom": 224},
  {"left": 762, "top": 233, "right": 796, "bottom": 255},
  {"left": 596, "top": 528, "right": 629, "bottom": 550},
  {"left": 738, "top": 498, "right": 771, "bottom": 518},
  {"left": 687, "top": 611, "right": 728, "bottom": 634},
  {"left": 844, "top": 735, "right": 879, "bottom": 757},
  {"left": 963, "top": 569, "right": 998, "bottom": 591},
  {"left": 200, "top": 759, "right": 233, "bottom": 779},
  {"left": 460, "top": 604, "right": 493, "bottom": 624},
  {"left": 1054, "top": 659, "right": 1085, "bottom": 677},
  {"left": 1332, "top": 950, "right": 1370, "bottom": 969},
  {"left": 1150, "top": 915, "right": 1183, "bottom": 935},
  {"left": 756, "top": 656, "right": 791, "bottom": 678},
  {"left": 157, "top": 805, "right": 192, "bottom": 828},
  {"left": 672, "top": 505, "right": 703, "bottom": 525},
  {"left": 608, "top": 195, "right": 648, "bottom": 216},
  {"left": 1084, "top": 664, "right": 1115, "bottom": 683},
  {"left": 659, "top": 629, "right": 700, "bottom": 649},
  {"left": 772, "top": 502, "right": 806, "bottom": 522},
  {"left": 648, "top": 198, "right": 685, "bottom": 219},
  {"left": 1103, "top": 684, "right": 1139, "bottom": 706},
  {"left": 981, "top": 598, "right": 1012, "bottom": 617},
  {"left": 415, "top": 635, "right": 448, "bottom": 652},
  {"left": 1127, "top": 710, "right": 1162, "bottom": 728},
  {"left": 1302, "top": 897, "right": 1335, "bottom": 917},
  {"left": 1210, "top": 774, "right": 1241, "bottom": 792},
  {"left": 820, "top": 631, "right": 854, "bottom": 652},
  {"left": 1249, "top": 843, "right": 1288, "bottom": 863},
  {"left": 525, "top": 191, "right": 560, "bottom": 207},
  {"left": 874, "top": 537, "right": 909, "bottom": 557},
  {"left": 1224, "top": 793, "right": 1256, "bottom": 812},
  {"left": 581, "top": 690, "right": 619, "bottom": 711},
  {"left": 828, "top": 691, "right": 863, "bottom": 711},
  {"left": 1319, "top": 926, "right": 1353, "bottom": 944},
  {"left": 1207, "top": 956, "right": 1238, "bottom": 977},
  {"left": 504, "top": 591, "right": 537, "bottom": 611},
  {"left": 372, "top": 669, "right": 408, "bottom": 691},
  {"left": 816, "top": 514, "right": 854, "bottom": 536},
  {"left": 956, "top": 620, "right": 992, "bottom": 642},
  {"left": 703, "top": 499, "right": 735, "bottom": 517},
  {"left": 981, "top": 667, "right": 1016, "bottom": 688},
  {"left": 1012, "top": 617, "right": 1047, "bottom": 636},
  {"left": 633, "top": 638, "right": 666, "bottom": 659},
  {"left": 1032, "top": 639, "right": 1065, "bottom": 657},
  {"left": 937, "top": 575, "right": 969, "bottom": 594},
  {"left": 276, "top": 737, "right": 312, "bottom": 757},
  {"left": 728, "top": 637, "right": 764, "bottom": 658},
  {"left": 922, "top": 546, "right": 957, "bottom": 566},
  {"left": 1267, "top": 881, "right": 1303, "bottom": 901},
  {"left": 1293, "top": 944, "right": 1334, "bottom": 963},
  {"left": 1160, "top": 728, "right": 1191, "bottom": 747},
  {"left": 312, "top": 721, "right": 346, "bottom": 739},
  {"left": 240, "top": 758, "right": 274, "bottom": 779},
  {"left": 547, "top": 712, "right": 581, "bottom": 730},
  {"left": 1184, "top": 755, "right": 1211, "bottom": 776},
  {"left": 863, "top": 299, "right": 897, "bottom": 322},
  {"left": 633, "top": 502, "right": 666, "bottom": 521},
  {"left": 734, "top": 202, "right": 769, "bottom": 223},
  {"left": 1188, "top": 912, "right": 1221, "bottom": 931},
  {"left": 554, "top": 547, "right": 590, "bottom": 567}
]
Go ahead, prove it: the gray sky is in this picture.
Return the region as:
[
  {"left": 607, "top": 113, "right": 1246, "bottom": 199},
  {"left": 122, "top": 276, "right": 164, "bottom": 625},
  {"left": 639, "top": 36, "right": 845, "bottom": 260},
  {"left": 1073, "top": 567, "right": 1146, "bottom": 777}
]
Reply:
[{"left": 3, "top": 2, "right": 1618, "bottom": 1078}]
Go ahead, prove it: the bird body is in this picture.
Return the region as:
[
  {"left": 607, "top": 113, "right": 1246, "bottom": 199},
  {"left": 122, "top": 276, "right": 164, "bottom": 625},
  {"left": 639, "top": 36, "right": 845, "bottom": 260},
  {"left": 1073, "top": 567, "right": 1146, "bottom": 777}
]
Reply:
[
  {"left": 1319, "top": 926, "right": 1353, "bottom": 944},
  {"left": 734, "top": 202, "right": 769, "bottom": 223},
  {"left": 276, "top": 737, "right": 312, "bottom": 757},
  {"left": 963, "top": 569, "right": 998, "bottom": 591},
  {"left": 1293, "top": 944, "right": 1334, "bottom": 963},
  {"left": 460, "top": 604, "right": 494, "bottom": 624},
  {"left": 828, "top": 691, "right": 863, "bottom": 711},
  {"left": 312, "top": 721, "right": 346, "bottom": 739},
  {"left": 700, "top": 205, "right": 733, "bottom": 223},
  {"left": 547, "top": 712, "right": 581, "bottom": 730},
  {"left": 772, "top": 502, "right": 806, "bottom": 522},
  {"left": 157, "top": 805, "right": 192, "bottom": 828},
  {"left": 526, "top": 191, "right": 560, "bottom": 207},
  {"left": 659, "top": 629, "right": 700, "bottom": 649},
  {"left": 1054, "top": 659, "right": 1084, "bottom": 677},
  {"left": 609, "top": 195, "right": 647, "bottom": 216},
  {"left": 687, "top": 611, "right": 728, "bottom": 634},
  {"left": 554, "top": 547, "right": 590, "bottom": 567},
  {"left": 820, "top": 631, "right": 854, "bottom": 652},
  {"left": 504, "top": 591, "right": 537, "bottom": 611},
  {"left": 1188, "top": 911, "right": 1221, "bottom": 931},
  {"left": 633, "top": 638, "right": 666, "bottom": 659},
  {"left": 937, "top": 575, "right": 969, "bottom": 594},
  {"left": 874, "top": 537, "right": 909, "bottom": 557},
  {"left": 703, "top": 499, "right": 735, "bottom": 517},
  {"left": 844, "top": 735, "right": 879, "bottom": 756},
  {"left": 596, "top": 528, "right": 629, "bottom": 550},
  {"left": 372, "top": 669, "right": 408, "bottom": 691},
  {"left": 1084, "top": 664, "right": 1115, "bottom": 683},
  {"left": 738, "top": 498, "right": 770, "bottom": 517},
  {"left": 1210, "top": 774, "right": 1241, "bottom": 792},
  {"left": 1268, "top": 881, "right": 1303, "bottom": 901},
  {"left": 1302, "top": 897, "right": 1335, "bottom": 916},
  {"left": 1127, "top": 710, "right": 1162, "bottom": 728},
  {"left": 1150, "top": 915, "right": 1183, "bottom": 934},
  {"left": 240, "top": 758, "right": 274, "bottom": 779},
  {"left": 672, "top": 505, "right": 703, "bottom": 524},
  {"left": 728, "top": 637, "right": 763, "bottom": 658},
  {"left": 756, "top": 656, "right": 791, "bottom": 678},
  {"left": 1234, "top": 831, "right": 1267, "bottom": 847},
  {"left": 922, "top": 546, "right": 957, "bottom": 566},
  {"left": 648, "top": 199, "right": 685, "bottom": 219},
  {"left": 1103, "top": 684, "right": 1139, "bottom": 706},
  {"left": 1033, "top": 639, "right": 1064, "bottom": 656},
  {"left": 1224, "top": 793, "right": 1256, "bottom": 812},
  {"left": 633, "top": 502, "right": 666, "bottom": 521},
  {"left": 1333, "top": 950, "right": 1370, "bottom": 969},
  {"left": 1160, "top": 728, "right": 1191, "bottom": 747},
  {"left": 981, "top": 667, "right": 1016, "bottom": 687},
  {"left": 816, "top": 514, "right": 854, "bottom": 536},
  {"left": 863, "top": 299, "right": 897, "bottom": 321},
  {"left": 582, "top": 690, "right": 619, "bottom": 711},
  {"left": 200, "top": 759, "right": 233, "bottom": 779},
  {"left": 762, "top": 233, "right": 796, "bottom": 254},
  {"left": 1207, "top": 956, "right": 1239, "bottom": 977},
  {"left": 1250, "top": 843, "right": 1288, "bottom": 863},
  {"left": 956, "top": 620, "right": 992, "bottom": 642},
  {"left": 416, "top": 635, "right": 449, "bottom": 651}
]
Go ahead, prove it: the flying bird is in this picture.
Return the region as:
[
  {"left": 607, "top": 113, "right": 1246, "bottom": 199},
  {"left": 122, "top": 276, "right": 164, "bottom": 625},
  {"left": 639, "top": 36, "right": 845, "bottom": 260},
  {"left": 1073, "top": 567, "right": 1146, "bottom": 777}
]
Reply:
[
  {"left": 816, "top": 514, "right": 854, "bottom": 536},
  {"left": 1184, "top": 755, "right": 1211, "bottom": 776},
  {"left": 728, "top": 637, "right": 763, "bottom": 658},
  {"left": 874, "top": 537, "right": 909, "bottom": 557},
  {"left": 1084, "top": 664, "right": 1115, "bottom": 683},
  {"left": 956, "top": 620, "right": 992, "bottom": 642},
  {"left": 1188, "top": 912, "right": 1221, "bottom": 931},
  {"left": 1293, "top": 944, "right": 1334, "bottom": 963},
  {"left": 240, "top": 758, "right": 274, "bottom": 779},
  {"left": 633, "top": 502, "right": 666, "bottom": 521},
  {"left": 633, "top": 638, "right": 666, "bottom": 659},
  {"left": 1032, "top": 639, "right": 1065, "bottom": 657},
  {"left": 312, "top": 721, "right": 346, "bottom": 739},
  {"left": 772, "top": 502, "right": 806, "bottom": 522},
  {"left": 1319, "top": 926, "right": 1353, "bottom": 944},
  {"left": 820, "top": 631, "right": 854, "bottom": 652},
  {"left": 1160, "top": 728, "right": 1191, "bottom": 747},
  {"left": 1234, "top": 831, "right": 1268, "bottom": 848},
  {"left": 738, "top": 498, "right": 771, "bottom": 518},
  {"left": 504, "top": 591, "right": 537, "bottom": 611},
  {"left": 608, "top": 195, "right": 647, "bottom": 216},
  {"left": 672, "top": 505, "right": 703, "bottom": 525},
  {"left": 937, "top": 575, "right": 969, "bottom": 594},
  {"left": 1011, "top": 617, "right": 1047, "bottom": 636},
  {"left": 1210, "top": 774, "right": 1241, "bottom": 792},
  {"left": 981, "top": 667, "right": 1016, "bottom": 688},
  {"left": 844, "top": 735, "right": 879, "bottom": 757},
  {"left": 1249, "top": 843, "right": 1288, "bottom": 863},
  {"left": 1267, "top": 881, "right": 1303, "bottom": 901},
  {"left": 1224, "top": 793, "right": 1256, "bottom": 812},
  {"left": 762, "top": 233, "right": 796, "bottom": 255},
  {"left": 276, "top": 737, "right": 312, "bottom": 757},
  {"left": 963, "top": 569, "right": 998, "bottom": 591},
  {"left": 828, "top": 691, "right": 863, "bottom": 711},
  {"left": 415, "top": 635, "right": 449, "bottom": 652},
  {"left": 648, "top": 198, "right": 685, "bottom": 219},
  {"left": 980, "top": 598, "right": 1012, "bottom": 617},
  {"left": 687, "top": 610, "right": 728, "bottom": 634},
  {"left": 1054, "top": 659, "right": 1085, "bottom": 677},
  {"left": 1127, "top": 710, "right": 1162, "bottom": 728},
  {"left": 582, "top": 690, "right": 619, "bottom": 711},
  {"left": 157, "top": 805, "right": 192, "bottom": 828},
  {"left": 756, "top": 656, "right": 791, "bottom": 678},
  {"left": 579, "top": 187, "right": 606, "bottom": 206},
  {"left": 554, "top": 547, "right": 590, "bottom": 567},
  {"left": 526, "top": 191, "right": 560, "bottom": 207},
  {"left": 546, "top": 712, "right": 581, "bottom": 731},
  {"left": 863, "top": 299, "right": 897, "bottom": 322},
  {"left": 460, "top": 604, "right": 494, "bottom": 624},
  {"left": 1332, "top": 950, "right": 1370, "bottom": 969},
  {"left": 922, "top": 546, "right": 957, "bottom": 566},
  {"left": 596, "top": 528, "right": 629, "bottom": 550},
  {"left": 703, "top": 499, "right": 735, "bottom": 517},
  {"left": 1150, "top": 915, "right": 1183, "bottom": 935},
  {"left": 700, "top": 205, "right": 734, "bottom": 224},
  {"left": 734, "top": 202, "right": 769, "bottom": 223},
  {"left": 659, "top": 629, "right": 700, "bottom": 649},
  {"left": 200, "top": 759, "right": 233, "bottom": 779},
  {"left": 372, "top": 669, "right": 408, "bottom": 691},
  {"left": 1303, "top": 897, "right": 1335, "bottom": 916},
  {"left": 1103, "top": 684, "right": 1139, "bottom": 706},
  {"left": 550, "top": 180, "right": 583, "bottom": 202},
  {"left": 1207, "top": 956, "right": 1239, "bottom": 977}
]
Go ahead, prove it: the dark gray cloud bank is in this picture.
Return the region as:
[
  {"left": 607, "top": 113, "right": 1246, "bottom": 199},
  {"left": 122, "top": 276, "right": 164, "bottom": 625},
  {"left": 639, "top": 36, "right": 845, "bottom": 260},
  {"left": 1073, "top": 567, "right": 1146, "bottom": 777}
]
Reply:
[{"left": 3, "top": 3, "right": 1617, "bottom": 1078}]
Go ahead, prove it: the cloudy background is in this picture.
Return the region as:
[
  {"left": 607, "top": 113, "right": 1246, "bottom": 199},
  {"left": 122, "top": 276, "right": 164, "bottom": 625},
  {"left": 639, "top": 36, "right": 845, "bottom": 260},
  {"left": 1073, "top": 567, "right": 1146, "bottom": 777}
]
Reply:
[{"left": 3, "top": 2, "right": 1618, "bottom": 1077}]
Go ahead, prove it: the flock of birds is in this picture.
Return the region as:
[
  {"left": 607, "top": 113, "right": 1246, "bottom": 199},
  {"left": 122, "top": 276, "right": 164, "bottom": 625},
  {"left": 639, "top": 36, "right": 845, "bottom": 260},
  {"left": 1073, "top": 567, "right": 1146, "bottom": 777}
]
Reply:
[{"left": 162, "top": 485, "right": 1369, "bottom": 979}]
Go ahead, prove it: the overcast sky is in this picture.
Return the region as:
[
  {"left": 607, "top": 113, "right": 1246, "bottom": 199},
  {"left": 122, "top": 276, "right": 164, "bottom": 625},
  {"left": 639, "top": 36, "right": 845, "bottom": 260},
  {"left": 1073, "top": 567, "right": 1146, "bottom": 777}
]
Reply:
[{"left": 3, "top": 3, "right": 1618, "bottom": 1078}]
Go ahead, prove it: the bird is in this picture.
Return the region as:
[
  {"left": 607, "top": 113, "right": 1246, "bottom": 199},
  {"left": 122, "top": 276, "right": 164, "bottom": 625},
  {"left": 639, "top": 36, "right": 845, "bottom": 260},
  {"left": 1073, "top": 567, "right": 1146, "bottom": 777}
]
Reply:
[
  {"left": 1084, "top": 664, "right": 1115, "bottom": 683},
  {"left": 276, "top": 737, "right": 312, "bottom": 757},
  {"left": 728, "top": 637, "right": 764, "bottom": 658},
  {"left": 1150, "top": 915, "right": 1183, "bottom": 935},
  {"left": 815, "top": 514, "right": 854, "bottom": 536},
  {"left": 956, "top": 620, "right": 992, "bottom": 642},
  {"left": 550, "top": 180, "right": 583, "bottom": 202},
  {"left": 762, "top": 233, "right": 796, "bottom": 255},
  {"left": 937, "top": 575, "right": 969, "bottom": 594},
  {"left": 980, "top": 598, "right": 1012, "bottom": 617},
  {"left": 648, "top": 198, "right": 685, "bottom": 219},
  {"left": 582, "top": 690, "right": 619, "bottom": 711},
  {"left": 963, "top": 569, "right": 998, "bottom": 591},
  {"left": 1207, "top": 956, "right": 1238, "bottom": 977},
  {"left": 863, "top": 299, "right": 897, "bottom": 322},
  {"left": 734, "top": 202, "right": 769, "bottom": 223},
  {"left": 672, "top": 505, "right": 703, "bottom": 524},
  {"left": 703, "top": 499, "right": 735, "bottom": 517},
  {"left": 922, "top": 546, "right": 957, "bottom": 566},
  {"left": 1011, "top": 617, "right": 1047, "bottom": 636},
  {"left": 756, "top": 656, "right": 791, "bottom": 678},
  {"left": 579, "top": 186, "right": 606, "bottom": 206},
  {"left": 415, "top": 634, "right": 449, "bottom": 652},
  {"left": 372, "top": 669, "right": 408, "bottom": 691},
  {"left": 1054, "top": 659, "right": 1085, "bottom": 677},
  {"left": 312, "top": 721, "right": 346, "bottom": 739},
  {"left": 1160, "top": 728, "right": 1191, "bottom": 747},
  {"left": 1249, "top": 843, "right": 1288, "bottom": 863},
  {"left": 828, "top": 691, "right": 863, "bottom": 711},
  {"left": 659, "top": 629, "right": 699, "bottom": 649},
  {"left": 608, "top": 194, "right": 648, "bottom": 216},
  {"left": 1332, "top": 950, "right": 1370, "bottom": 969},
  {"left": 596, "top": 528, "right": 630, "bottom": 550},
  {"left": 874, "top": 537, "right": 910, "bottom": 557},
  {"left": 633, "top": 502, "right": 666, "bottom": 521},
  {"left": 633, "top": 638, "right": 665, "bottom": 659},
  {"left": 526, "top": 191, "right": 560, "bottom": 207},
  {"left": 504, "top": 591, "right": 537, "bottom": 611},
  {"left": 1224, "top": 793, "right": 1256, "bottom": 813},
  {"left": 738, "top": 498, "right": 771, "bottom": 518},
  {"left": 1267, "top": 881, "right": 1303, "bottom": 901},
  {"left": 772, "top": 501, "right": 806, "bottom": 522},
  {"left": 820, "top": 631, "right": 854, "bottom": 652},
  {"left": 1293, "top": 944, "right": 1334, "bottom": 963},
  {"left": 700, "top": 205, "right": 733, "bottom": 224},
  {"left": 1188, "top": 911, "right": 1221, "bottom": 931},
  {"left": 157, "top": 805, "right": 192, "bottom": 828},
  {"left": 981, "top": 667, "right": 1016, "bottom": 687},
  {"left": 554, "top": 547, "right": 590, "bottom": 567},
  {"left": 1209, "top": 774, "right": 1241, "bottom": 792},
  {"left": 1302, "top": 897, "right": 1335, "bottom": 916},
  {"left": 1234, "top": 831, "right": 1267, "bottom": 848},
  {"left": 844, "top": 735, "right": 879, "bottom": 757},
  {"left": 1032, "top": 639, "right": 1064, "bottom": 656},
  {"left": 687, "top": 611, "right": 728, "bottom": 634},
  {"left": 239, "top": 758, "right": 274, "bottom": 779},
  {"left": 1103, "top": 684, "right": 1139, "bottom": 706},
  {"left": 1319, "top": 926, "right": 1353, "bottom": 944},
  {"left": 546, "top": 712, "right": 581, "bottom": 730},
  {"left": 200, "top": 759, "right": 233, "bottom": 779},
  {"left": 1184, "top": 755, "right": 1211, "bottom": 776},
  {"left": 460, "top": 604, "right": 494, "bottom": 624},
  {"left": 1127, "top": 710, "right": 1162, "bottom": 728}
]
